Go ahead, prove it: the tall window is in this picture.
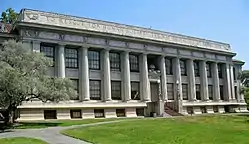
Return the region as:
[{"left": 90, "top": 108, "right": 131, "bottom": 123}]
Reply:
[
  {"left": 88, "top": 50, "right": 100, "bottom": 70},
  {"left": 167, "top": 83, "right": 174, "bottom": 100},
  {"left": 40, "top": 45, "right": 55, "bottom": 62},
  {"left": 129, "top": 54, "right": 139, "bottom": 72},
  {"left": 65, "top": 48, "right": 78, "bottom": 68},
  {"left": 165, "top": 58, "right": 173, "bottom": 75},
  {"left": 110, "top": 52, "right": 121, "bottom": 71},
  {"left": 233, "top": 67, "right": 236, "bottom": 80},
  {"left": 196, "top": 84, "right": 201, "bottom": 100},
  {"left": 131, "top": 82, "right": 140, "bottom": 100},
  {"left": 208, "top": 85, "right": 213, "bottom": 100},
  {"left": 90, "top": 80, "right": 101, "bottom": 100},
  {"left": 182, "top": 84, "right": 188, "bottom": 100},
  {"left": 71, "top": 79, "right": 79, "bottom": 100},
  {"left": 220, "top": 85, "right": 224, "bottom": 100},
  {"left": 180, "top": 60, "right": 187, "bottom": 76},
  {"left": 218, "top": 64, "right": 223, "bottom": 78},
  {"left": 206, "top": 63, "right": 212, "bottom": 77},
  {"left": 235, "top": 86, "right": 238, "bottom": 99},
  {"left": 111, "top": 81, "right": 121, "bottom": 100},
  {"left": 193, "top": 61, "right": 200, "bottom": 77}
]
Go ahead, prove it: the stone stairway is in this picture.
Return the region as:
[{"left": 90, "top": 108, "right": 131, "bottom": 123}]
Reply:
[{"left": 164, "top": 106, "right": 183, "bottom": 116}]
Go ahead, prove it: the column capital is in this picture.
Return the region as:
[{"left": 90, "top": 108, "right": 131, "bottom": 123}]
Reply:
[
  {"left": 58, "top": 43, "right": 66, "bottom": 46},
  {"left": 81, "top": 45, "right": 89, "bottom": 49}
]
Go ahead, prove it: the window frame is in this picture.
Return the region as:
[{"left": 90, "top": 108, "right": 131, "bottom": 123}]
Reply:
[
  {"left": 180, "top": 60, "right": 187, "bottom": 76},
  {"left": 194, "top": 61, "right": 200, "bottom": 77},
  {"left": 208, "top": 85, "right": 213, "bottom": 100},
  {"left": 110, "top": 52, "right": 121, "bottom": 71},
  {"left": 218, "top": 64, "right": 223, "bottom": 78},
  {"left": 206, "top": 62, "right": 212, "bottom": 78},
  {"left": 89, "top": 80, "right": 101, "bottom": 100},
  {"left": 65, "top": 48, "right": 78, "bottom": 68},
  {"left": 88, "top": 50, "right": 100, "bottom": 70},
  {"left": 70, "top": 79, "right": 79, "bottom": 100},
  {"left": 167, "top": 83, "right": 174, "bottom": 100},
  {"left": 131, "top": 82, "right": 140, "bottom": 100},
  {"left": 220, "top": 85, "right": 224, "bottom": 100},
  {"left": 196, "top": 84, "right": 201, "bottom": 100},
  {"left": 111, "top": 81, "right": 121, "bottom": 100},
  {"left": 182, "top": 84, "right": 188, "bottom": 100},
  {"left": 40, "top": 44, "right": 55, "bottom": 66},
  {"left": 129, "top": 54, "right": 139, "bottom": 72},
  {"left": 165, "top": 58, "right": 173, "bottom": 75}
]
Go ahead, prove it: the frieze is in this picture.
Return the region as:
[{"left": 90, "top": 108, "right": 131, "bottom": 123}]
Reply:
[
  {"left": 64, "top": 35, "right": 84, "bottom": 42},
  {"left": 205, "top": 53, "right": 216, "bottom": 59},
  {"left": 39, "top": 31, "right": 60, "bottom": 40},
  {"left": 163, "top": 47, "right": 177, "bottom": 54},
  {"left": 129, "top": 42, "right": 144, "bottom": 49},
  {"left": 179, "top": 50, "right": 191, "bottom": 56},
  {"left": 192, "top": 51, "right": 204, "bottom": 58},
  {"left": 109, "top": 40, "right": 126, "bottom": 47},
  {"left": 216, "top": 55, "right": 226, "bottom": 61},
  {"left": 147, "top": 45, "right": 162, "bottom": 52},
  {"left": 21, "top": 9, "right": 231, "bottom": 52},
  {"left": 86, "top": 37, "right": 106, "bottom": 45}
]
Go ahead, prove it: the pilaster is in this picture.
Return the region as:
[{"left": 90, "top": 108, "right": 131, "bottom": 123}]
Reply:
[
  {"left": 200, "top": 61, "right": 209, "bottom": 100},
  {"left": 79, "top": 46, "right": 90, "bottom": 101},
  {"left": 57, "top": 44, "right": 65, "bottom": 78},
  {"left": 122, "top": 51, "right": 131, "bottom": 101},
  {"left": 102, "top": 49, "right": 112, "bottom": 101},
  {"left": 187, "top": 59, "right": 196, "bottom": 101},
  {"left": 160, "top": 56, "right": 168, "bottom": 101}
]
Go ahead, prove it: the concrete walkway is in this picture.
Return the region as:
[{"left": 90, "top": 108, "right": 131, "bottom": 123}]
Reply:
[{"left": 0, "top": 120, "right": 131, "bottom": 144}]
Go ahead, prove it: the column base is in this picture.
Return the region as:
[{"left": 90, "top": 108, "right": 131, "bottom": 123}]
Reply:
[
  {"left": 193, "top": 107, "right": 202, "bottom": 114},
  {"left": 218, "top": 106, "right": 225, "bottom": 113},
  {"left": 125, "top": 108, "right": 137, "bottom": 117},
  {"left": 104, "top": 109, "right": 117, "bottom": 118},
  {"left": 206, "top": 106, "right": 214, "bottom": 114}
]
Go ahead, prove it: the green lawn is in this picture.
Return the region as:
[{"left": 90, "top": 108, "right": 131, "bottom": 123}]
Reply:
[
  {"left": 0, "top": 137, "right": 47, "bottom": 144},
  {"left": 62, "top": 115, "right": 249, "bottom": 144},
  {"left": 16, "top": 118, "right": 119, "bottom": 129}
]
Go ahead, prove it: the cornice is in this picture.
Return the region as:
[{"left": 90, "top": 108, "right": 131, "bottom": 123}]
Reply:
[{"left": 19, "top": 9, "right": 232, "bottom": 53}]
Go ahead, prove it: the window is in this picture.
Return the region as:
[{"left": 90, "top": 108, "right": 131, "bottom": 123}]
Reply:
[
  {"left": 40, "top": 45, "right": 55, "bottom": 63},
  {"left": 116, "top": 109, "right": 126, "bottom": 117},
  {"left": 165, "top": 58, "right": 173, "bottom": 75},
  {"left": 180, "top": 60, "right": 187, "bottom": 76},
  {"left": 111, "top": 81, "right": 121, "bottom": 100},
  {"left": 65, "top": 48, "right": 78, "bottom": 68},
  {"left": 167, "top": 83, "right": 174, "bottom": 100},
  {"left": 110, "top": 52, "right": 121, "bottom": 71},
  {"left": 220, "top": 85, "right": 224, "bottom": 100},
  {"left": 71, "top": 79, "right": 79, "bottom": 100},
  {"left": 90, "top": 80, "right": 101, "bottom": 100},
  {"left": 233, "top": 67, "right": 236, "bottom": 80},
  {"left": 206, "top": 63, "right": 212, "bottom": 77},
  {"left": 196, "top": 84, "right": 201, "bottom": 100},
  {"left": 218, "top": 64, "right": 223, "bottom": 78},
  {"left": 182, "top": 84, "right": 188, "bottom": 100},
  {"left": 44, "top": 110, "right": 57, "bottom": 119},
  {"left": 208, "top": 85, "right": 213, "bottom": 100},
  {"left": 131, "top": 82, "right": 140, "bottom": 100},
  {"left": 194, "top": 61, "right": 200, "bottom": 77},
  {"left": 129, "top": 54, "right": 139, "bottom": 72},
  {"left": 88, "top": 50, "right": 100, "bottom": 70},
  {"left": 94, "top": 109, "right": 104, "bottom": 118},
  {"left": 70, "top": 110, "right": 82, "bottom": 119},
  {"left": 235, "top": 86, "right": 238, "bottom": 99}
]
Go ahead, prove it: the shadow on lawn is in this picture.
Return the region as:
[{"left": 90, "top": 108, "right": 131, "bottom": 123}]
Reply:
[{"left": 15, "top": 122, "right": 62, "bottom": 129}]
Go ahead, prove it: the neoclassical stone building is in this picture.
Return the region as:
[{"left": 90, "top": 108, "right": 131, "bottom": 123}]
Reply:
[{"left": 0, "top": 9, "right": 247, "bottom": 120}]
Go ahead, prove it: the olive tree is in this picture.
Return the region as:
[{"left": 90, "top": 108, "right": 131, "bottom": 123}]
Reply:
[{"left": 0, "top": 40, "right": 77, "bottom": 125}]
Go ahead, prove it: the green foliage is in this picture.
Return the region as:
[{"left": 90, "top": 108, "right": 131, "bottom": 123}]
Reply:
[
  {"left": 238, "top": 70, "right": 249, "bottom": 87},
  {"left": 1, "top": 8, "right": 18, "bottom": 24},
  {"left": 0, "top": 40, "right": 76, "bottom": 123},
  {"left": 0, "top": 137, "right": 47, "bottom": 144}
]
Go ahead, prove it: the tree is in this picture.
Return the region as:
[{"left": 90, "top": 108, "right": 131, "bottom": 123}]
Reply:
[
  {"left": 0, "top": 40, "right": 77, "bottom": 126},
  {"left": 1, "top": 8, "right": 18, "bottom": 24},
  {"left": 239, "top": 70, "right": 249, "bottom": 87}
]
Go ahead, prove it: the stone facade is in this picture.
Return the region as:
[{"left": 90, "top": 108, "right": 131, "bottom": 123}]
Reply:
[{"left": 0, "top": 9, "right": 247, "bottom": 121}]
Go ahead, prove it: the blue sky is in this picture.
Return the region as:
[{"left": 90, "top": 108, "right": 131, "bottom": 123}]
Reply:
[{"left": 1, "top": 0, "right": 249, "bottom": 68}]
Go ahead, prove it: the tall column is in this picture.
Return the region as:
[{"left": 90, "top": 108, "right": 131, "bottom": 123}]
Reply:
[
  {"left": 103, "top": 49, "right": 112, "bottom": 101},
  {"left": 173, "top": 58, "right": 182, "bottom": 100},
  {"left": 211, "top": 62, "right": 220, "bottom": 101},
  {"left": 122, "top": 51, "right": 131, "bottom": 101},
  {"left": 79, "top": 47, "right": 90, "bottom": 101},
  {"left": 230, "top": 65, "right": 235, "bottom": 100},
  {"left": 187, "top": 59, "right": 196, "bottom": 101},
  {"left": 140, "top": 54, "right": 150, "bottom": 101},
  {"left": 200, "top": 61, "right": 209, "bottom": 100},
  {"left": 58, "top": 44, "right": 65, "bottom": 78},
  {"left": 160, "top": 56, "right": 168, "bottom": 101},
  {"left": 224, "top": 63, "right": 232, "bottom": 101}
]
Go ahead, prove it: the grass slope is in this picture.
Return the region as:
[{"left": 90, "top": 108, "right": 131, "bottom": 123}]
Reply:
[
  {"left": 0, "top": 137, "right": 47, "bottom": 144},
  {"left": 62, "top": 115, "right": 249, "bottom": 144}
]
